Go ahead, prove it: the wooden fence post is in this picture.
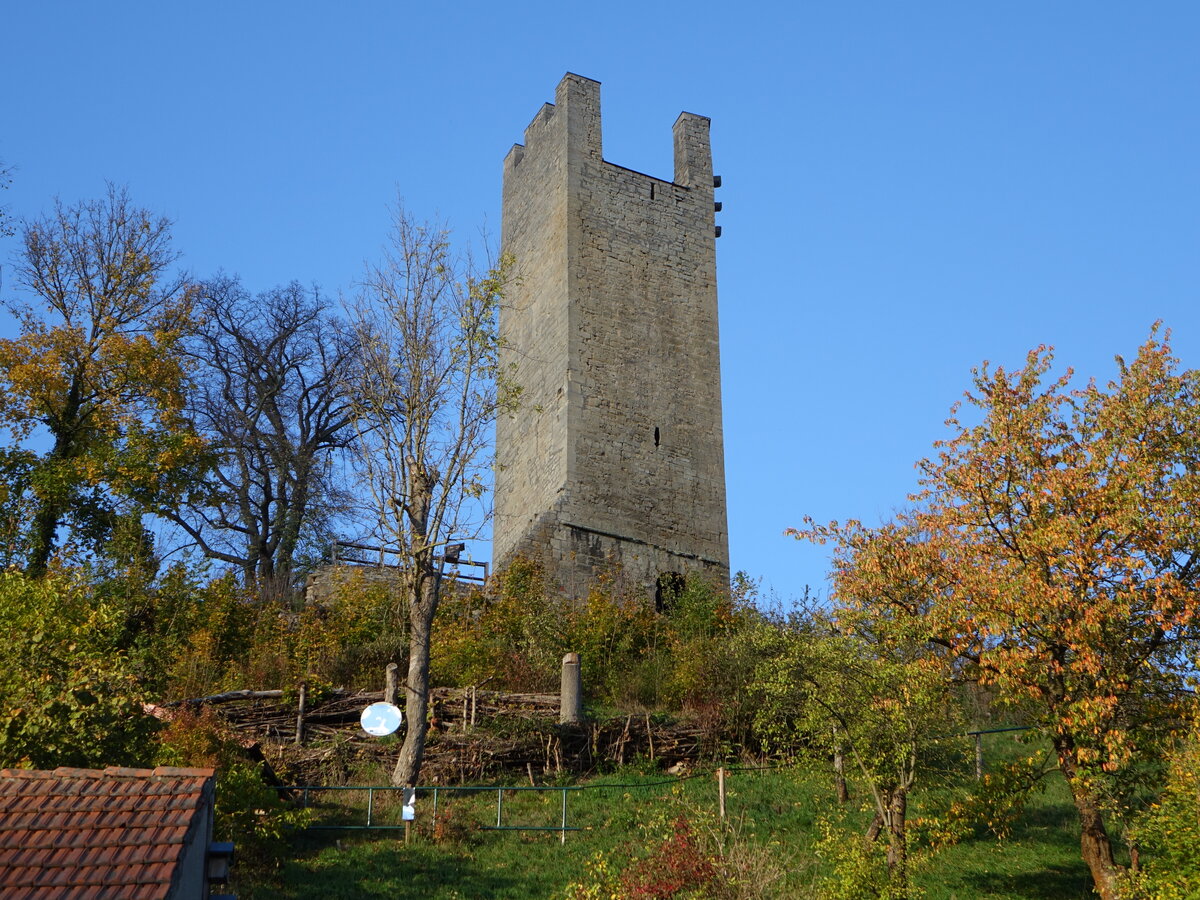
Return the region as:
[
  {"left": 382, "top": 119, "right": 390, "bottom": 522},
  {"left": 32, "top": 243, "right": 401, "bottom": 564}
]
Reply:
[
  {"left": 384, "top": 663, "right": 399, "bottom": 707},
  {"left": 294, "top": 681, "right": 308, "bottom": 746},
  {"left": 717, "top": 767, "right": 727, "bottom": 821}
]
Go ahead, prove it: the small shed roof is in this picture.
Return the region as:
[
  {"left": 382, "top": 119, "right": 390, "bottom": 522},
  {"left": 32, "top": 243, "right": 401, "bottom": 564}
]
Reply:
[{"left": 0, "top": 765, "right": 216, "bottom": 900}]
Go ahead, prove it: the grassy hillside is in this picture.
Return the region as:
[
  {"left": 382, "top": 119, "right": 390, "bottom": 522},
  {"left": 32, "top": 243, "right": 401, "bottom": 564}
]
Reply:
[{"left": 251, "top": 762, "right": 1092, "bottom": 899}]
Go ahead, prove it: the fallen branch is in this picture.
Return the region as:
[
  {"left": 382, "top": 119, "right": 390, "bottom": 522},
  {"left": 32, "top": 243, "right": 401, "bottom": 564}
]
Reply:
[{"left": 167, "top": 689, "right": 285, "bottom": 707}]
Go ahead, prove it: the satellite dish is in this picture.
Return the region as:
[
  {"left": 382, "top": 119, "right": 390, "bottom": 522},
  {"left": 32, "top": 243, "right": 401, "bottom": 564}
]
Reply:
[{"left": 360, "top": 702, "right": 403, "bottom": 736}]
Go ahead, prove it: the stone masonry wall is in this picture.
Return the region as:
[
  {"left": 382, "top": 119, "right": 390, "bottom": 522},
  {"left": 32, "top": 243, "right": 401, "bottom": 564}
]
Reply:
[
  {"left": 494, "top": 74, "right": 729, "bottom": 600},
  {"left": 493, "top": 88, "right": 572, "bottom": 567}
]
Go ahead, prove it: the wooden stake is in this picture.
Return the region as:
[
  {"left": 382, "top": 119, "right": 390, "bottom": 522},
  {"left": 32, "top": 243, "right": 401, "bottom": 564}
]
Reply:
[
  {"left": 717, "top": 767, "right": 727, "bottom": 821},
  {"left": 384, "top": 663, "right": 399, "bottom": 707},
  {"left": 294, "top": 681, "right": 307, "bottom": 746}
]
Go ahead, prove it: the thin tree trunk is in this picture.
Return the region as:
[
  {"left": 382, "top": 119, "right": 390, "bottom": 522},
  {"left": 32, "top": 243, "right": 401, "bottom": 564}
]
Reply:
[
  {"left": 884, "top": 786, "right": 909, "bottom": 897},
  {"left": 1076, "top": 795, "right": 1121, "bottom": 900},
  {"left": 392, "top": 570, "right": 438, "bottom": 786},
  {"left": 1055, "top": 735, "right": 1123, "bottom": 900},
  {"left": 865, "top": 812, "right": 883, "bottom": 844}
]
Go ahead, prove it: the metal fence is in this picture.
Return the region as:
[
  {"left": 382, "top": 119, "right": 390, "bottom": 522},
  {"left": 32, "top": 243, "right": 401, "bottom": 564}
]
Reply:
[
  {"left": 279, "top": 732, "right": 1034, "bottom": 844},
  {"left": 284, "top": 783, "right": 583, "bottom": 843}
]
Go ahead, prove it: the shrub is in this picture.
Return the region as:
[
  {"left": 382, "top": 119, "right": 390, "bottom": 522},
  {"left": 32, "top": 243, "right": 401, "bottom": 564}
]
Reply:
[
  {"left": 163, "top": 574, "right": 259, "bottom": 699},
  {"left": 812, "top": 814, "right": 896, "bottom": 900},
  {"left": 561, "top": 798, "right": 788, "bottom": 900},
  {"left": 157, "top": 706, "right": 311, "bottom": 874},
  {"left": 433, "top": 559, "right": 569, "bottom": 692},
  {"left": 619, "top": 815, "right": 720, "bottom": 898},
  {"left": 0, "top": 570, "right": 159, "bottom": 768},
  {"left": 1123, "top": 717, "right": 1200, "bottom": 900}
]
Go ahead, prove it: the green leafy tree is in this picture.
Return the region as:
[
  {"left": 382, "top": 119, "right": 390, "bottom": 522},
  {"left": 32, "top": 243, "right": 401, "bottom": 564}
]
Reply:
[
  {"left": 752, "top": 593, "right": 962, "bottom": 897},
  {"left": 0, "top": 185, "right": 203, "bottom": 574},
  {"left": 798, "top": 328, "right": 1200, "bottom": 900},
  {"left": 0, "top": 570, "right": 158, "bottom": 768}
]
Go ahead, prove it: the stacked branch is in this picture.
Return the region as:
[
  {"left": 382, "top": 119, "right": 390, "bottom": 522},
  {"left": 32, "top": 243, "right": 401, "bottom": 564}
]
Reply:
[{"left": 174, "top": 686, "right": 712, "bottom": 784}]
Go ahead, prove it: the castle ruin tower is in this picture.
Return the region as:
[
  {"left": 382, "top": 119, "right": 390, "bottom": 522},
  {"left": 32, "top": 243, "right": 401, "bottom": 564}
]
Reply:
[{"left": 493, "top": 73, "right": 729, "bottom": 600}]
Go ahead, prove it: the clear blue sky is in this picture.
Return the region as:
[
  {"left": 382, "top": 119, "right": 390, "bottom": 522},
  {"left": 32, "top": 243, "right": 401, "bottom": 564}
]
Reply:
[{"left": 2, "top": 2, "right": 1197, "bottom": 602}]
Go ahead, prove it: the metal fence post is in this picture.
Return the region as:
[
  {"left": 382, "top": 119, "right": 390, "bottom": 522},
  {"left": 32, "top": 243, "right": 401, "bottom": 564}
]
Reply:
[{"left": 561, "top": 788, "right": 568, "bottom": 844}]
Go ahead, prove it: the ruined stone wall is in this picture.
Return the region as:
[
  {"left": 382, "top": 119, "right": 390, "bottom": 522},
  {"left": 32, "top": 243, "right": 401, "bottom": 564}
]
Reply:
[{"left": 494, "top": 74, "right": 729, "bottom": 599}]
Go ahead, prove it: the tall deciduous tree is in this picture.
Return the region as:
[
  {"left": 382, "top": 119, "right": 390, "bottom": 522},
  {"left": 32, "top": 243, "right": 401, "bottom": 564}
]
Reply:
[
  {"left": 348, "top": 205, "right": 514, "bottom": 787},
  {"left": 0, "top": 186, "right": 201, "bottom": 575},
  {"left": 799, "top": 328, "right": 1200, "bottom": 900},
  {"left": 165, "top": 276, "right": 357, "bottom": 595}
]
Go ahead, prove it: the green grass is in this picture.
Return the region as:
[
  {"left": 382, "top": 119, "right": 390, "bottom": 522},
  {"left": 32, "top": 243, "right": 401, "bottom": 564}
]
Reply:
[
  {"left": 241, "top": 756, "right": 1095, "bottom": 900},
  {"left": 916, "top": 776, "right": 1091, "bottom": 899}
]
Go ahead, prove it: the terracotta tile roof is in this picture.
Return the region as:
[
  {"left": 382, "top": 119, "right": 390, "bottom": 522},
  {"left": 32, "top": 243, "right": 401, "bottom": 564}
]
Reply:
[{"left": 0, "top": 765, "right": 215, "bottom": 899}]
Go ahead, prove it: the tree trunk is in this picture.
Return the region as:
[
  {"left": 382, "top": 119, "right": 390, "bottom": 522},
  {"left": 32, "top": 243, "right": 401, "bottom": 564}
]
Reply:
[
  {"left": 27, "top": 422, "right": 79, "bottom": 577},
  {"left": 1054, "top": 735, "right": 1123, "bottom": 900},
  {"left": 391, "top": 570, "right": 439, "bottom": 786},
  {"left": 865, "top": 812, "right": 883, "bottom": 844},
  {"left": 27, "top": 498, "right": 63, "bottom": 578},
  {"left": 885, "top": 786, "right": 908, "bottom": 897}
]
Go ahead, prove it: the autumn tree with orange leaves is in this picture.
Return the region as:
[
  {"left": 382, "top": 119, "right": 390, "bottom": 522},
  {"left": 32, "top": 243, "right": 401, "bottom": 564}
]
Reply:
[
  {"left": 0, "top": 186, "right": 204, "bottom": 575},
  {"left": 796, "top": 327, "right": 1200, "bottom": 900}
]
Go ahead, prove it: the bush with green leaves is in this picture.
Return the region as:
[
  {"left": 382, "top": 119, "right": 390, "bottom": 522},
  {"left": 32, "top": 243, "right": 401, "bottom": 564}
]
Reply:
[
  {"left": 432, "top": 559, "right": 769, "bottom": 722},
  {"left": 433, "top": 558, "right": 568, "bottom": 692},
  {"left": 160, "top": 565, "right": 406, "bottom": 699},
  {"left": 156, "top": 706, "right": 311, "bottom": 876},
  {"left": 0, "top": 570, "right": 159, "bottom": 768},
  {"left": 812, "top": 812, "right": 901, "bottom": 900},
  {"left": 1123, "top": 714, "right": 1200, "bottom": 900}
]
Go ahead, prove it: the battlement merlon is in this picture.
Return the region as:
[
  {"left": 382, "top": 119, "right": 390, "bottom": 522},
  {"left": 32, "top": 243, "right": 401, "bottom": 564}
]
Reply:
[
  {"left": 523, "top": 102, "right": 558, "bottom": 147},
  {"left": 673, "top": 112, "right": 713, "bottom": 191},
  {"left": 503, "top": 143, "right": 525, "bottom": 172},
  {"left": 506, "top": 74, "right": 712, "bottom": 194},
  {"left": 504, "top": 74, "right": 600, "bottom": 175},
  {"left": 558, "top": 73, "right": 602, "bottom": 160}
]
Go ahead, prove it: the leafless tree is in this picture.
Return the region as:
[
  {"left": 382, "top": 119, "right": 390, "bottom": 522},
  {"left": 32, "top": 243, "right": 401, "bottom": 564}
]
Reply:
[
  {"left": 0, "top": 161, "right": 13, "bottom": 239},
  {"left": 347, "top": 205, "right": 515, "bottom": 786},
  {"left": 166, "top": 276, "right": 358, "bottom": 595}
]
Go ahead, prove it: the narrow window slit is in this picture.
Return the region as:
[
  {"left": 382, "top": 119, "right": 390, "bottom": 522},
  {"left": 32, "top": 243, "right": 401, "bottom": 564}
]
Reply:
[{"left": 654, "top": 426, "right": 660, "bottom": 447}]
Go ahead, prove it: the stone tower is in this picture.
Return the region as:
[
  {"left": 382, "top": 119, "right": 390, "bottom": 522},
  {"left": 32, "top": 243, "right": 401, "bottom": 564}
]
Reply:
[{"left": 493, "top": 73, "right": 729, "bottom": 600}]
